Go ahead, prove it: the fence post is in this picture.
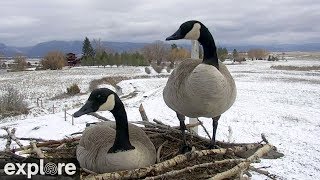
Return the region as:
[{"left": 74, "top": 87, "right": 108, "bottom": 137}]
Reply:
[
  {"left": 64, "top": 108, "right": 67, "bottom": 121},
  {"left": 40, "top": 99, "right": 43, "bottom": 108},
  {"left": 72, "top": 116, "right": 74, "bottom": 125},
  {"left": 189, "top": 40, "right": 199, "bottom": 134}
]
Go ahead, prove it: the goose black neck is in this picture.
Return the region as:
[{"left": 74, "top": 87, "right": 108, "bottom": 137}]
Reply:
[
  {"left": 108, "top": 100, "right": 135, "bottom": 153},
  {"left": 198, "top": 26, "right": 219, "bottom": 69}
]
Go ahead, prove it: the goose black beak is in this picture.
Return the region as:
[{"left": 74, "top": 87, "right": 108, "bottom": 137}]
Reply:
[
  {"left": 166, "top": 29, "right": 183, "bottom": 41},
  {"left": 73, "top": 101, "right": 95, "bottom": 117}
]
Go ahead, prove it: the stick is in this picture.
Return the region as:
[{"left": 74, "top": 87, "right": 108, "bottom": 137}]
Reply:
[
  {"left": 88, "top": 112, "right": 111, "bottom": 121},
  {"left": 83, "top": 145, "right": 258, "bottom": 180},
  {"left": 139, "top": 104, "right": 149, "bottom": 122},
  {"left": 196, "top": 118, "right": 211, "bottom": 140},
  {"left": 15, "top": 136, "right": 81, "bottom": 151},
  {"left": 249, "top": 166, "right": 278, "bottom": 180},
  {"left": 4, "top": 128, "right": 15, "bottom": 152},
  {"left": 156, "top": 140, "right": 168, "bottom": 163},
  {"left": 153, "top": 119, "right": 167, "bottom": 126},
  {"left": 30, "top": 141, "right": 45, "bottom": 158},
  {"left": 207, "top": 143, "right": 274, "bottom": 180},
  {"left": 0, "top": 135, "right": 47, "bottom": 142},
  {"left": 145, "top": 159, "right": 244, "bottom": 180}
]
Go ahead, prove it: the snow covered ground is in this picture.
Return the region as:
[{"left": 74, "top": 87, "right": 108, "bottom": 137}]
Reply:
[{"left": 0, "top": 59, "right": 320, "bottom": 179}]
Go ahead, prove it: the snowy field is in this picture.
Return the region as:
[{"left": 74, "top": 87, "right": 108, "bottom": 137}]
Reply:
[{"left": 0, "top": 59, "right": 320, "bottom": 179}]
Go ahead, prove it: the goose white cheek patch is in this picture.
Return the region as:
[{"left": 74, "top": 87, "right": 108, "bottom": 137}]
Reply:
[
  {"left": 184, "top": 23, "right": 201, "bottom": 40},
  {"left": 98, "top": 94, "right": 115, "bottom": 111}
]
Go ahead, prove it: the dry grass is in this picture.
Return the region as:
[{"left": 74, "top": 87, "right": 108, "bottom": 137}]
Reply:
[{"left": 270, "top": 65, "right": 320, "bottom": 71}]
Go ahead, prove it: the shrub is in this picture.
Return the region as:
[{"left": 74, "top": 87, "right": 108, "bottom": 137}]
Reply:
[
  {"left": 145, "top": 67, "right": 151, "bottom": 74},
  {"left": 270, "top": 65, "right": 320, "bottom": 71},
  {"left": 12, "top": 55, "right": 27, "bottom": 71},
  {"left": 0, "top": 86, "right": 29, "bottom": 119},
  {"left": 41, "top": 51, "right": 65, "bottom": 70},
  {"left": 151, "top": 63, "right": 164, "bottom": 74},
  {"left": 67, "top": 84, "right": 80, "bottom": 95}
]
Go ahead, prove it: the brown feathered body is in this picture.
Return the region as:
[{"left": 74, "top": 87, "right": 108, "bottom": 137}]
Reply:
[
  {"left": 76, "top": 122, "right": 156, "bottom": 173},
  {"left": 163, "top": 59, "right": 236, "bottom": 118}
]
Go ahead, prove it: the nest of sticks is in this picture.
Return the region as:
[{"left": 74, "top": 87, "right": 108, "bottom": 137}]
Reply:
[{"left": 0, "top": 105, "right": 283, "bottom": 179}]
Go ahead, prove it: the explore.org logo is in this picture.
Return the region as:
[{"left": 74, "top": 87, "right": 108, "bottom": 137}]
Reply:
[{"left": 3, "top": 159, "right": 77, "bottom": 179}]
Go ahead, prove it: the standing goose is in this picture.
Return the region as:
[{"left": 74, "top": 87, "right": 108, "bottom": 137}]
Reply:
[
  {"left": 73, "top": 88, "right": 156, "bottom": 173},
  {"left": 163, "top": 20, "right": 236, "bottom": 150}
]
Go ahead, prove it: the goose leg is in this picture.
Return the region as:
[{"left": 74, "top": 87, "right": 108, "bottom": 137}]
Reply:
[
  {"left": 177, "top": 112, "right": 192, "bottom": 153},
  {"left": 210, "top": 115, "right": 220, "bottom": 148}
]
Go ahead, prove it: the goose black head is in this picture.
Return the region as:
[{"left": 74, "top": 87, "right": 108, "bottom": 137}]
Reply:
[
  {"left": 73, "top": 88, "right": 119, "bottom": 117},
  {"left": 166, "top": 20, "right": 204, "bottom": 41}
]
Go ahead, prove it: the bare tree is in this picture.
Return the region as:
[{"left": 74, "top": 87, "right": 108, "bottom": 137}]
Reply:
[
  {"left": 142, "top": 41, "right": 170, "bottom": 65},
  {"left": 168, "top": 47, "right": 190, "bottom": 68},
  {"left": 13, "top": 54, "right": 27, "bottom": 71},
  {"left": 247, "top": 48, "right": 269, "bottom": 60},
  {"left": 41, "top": 51, "right": 65, "bottom": 70}
]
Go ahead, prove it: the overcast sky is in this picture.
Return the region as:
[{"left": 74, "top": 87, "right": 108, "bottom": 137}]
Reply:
[{"left": 0, "top": 0, "right": 319, "bottom": 46}]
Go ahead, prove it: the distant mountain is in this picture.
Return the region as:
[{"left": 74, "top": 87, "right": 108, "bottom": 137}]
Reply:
[
  {"left": 0, "top": 41, "right": 149, "bottom": 57},
  {"left": 1, "top": 41, "right": 320, "bottom": 57}
]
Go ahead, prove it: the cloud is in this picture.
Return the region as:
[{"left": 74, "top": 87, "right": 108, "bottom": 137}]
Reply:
[{"left": 0, "top": 0, "right": 319, "bottom": 46}]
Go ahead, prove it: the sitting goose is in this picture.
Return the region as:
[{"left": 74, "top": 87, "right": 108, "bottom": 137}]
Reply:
[
  {"left": 163, "top": 20, "right": 237, "bottom": 150},
  {"left": 73, "top": 88, "right": 156, "bottom": 173}
]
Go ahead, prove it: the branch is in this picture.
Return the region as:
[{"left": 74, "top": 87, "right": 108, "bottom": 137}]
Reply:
[
  {"left": 249, "top": 166, "right": 278, "bottom": 180},
  {"left": 83, "top": 145, "right": 259, "bottom": 180},
  {"left": 15, "top": 136, "right": 81, "bottom": 151},
  {"left": 145, "top": 159, "right": 244, "bottom": 180},
  {"left": 156, "top": 140, "right": 168, "bottom": 163},
  {"left": 4, "top": 128, "right": 15, "bottom": 152},
  {"left": 2, "top": 127, "right": 27, "bottom": 150},
  {"left": 196, "top": 118, "right": 211, "bottom": 140},
  {"left": 30, "top": 141, "right": 45, "bottom": 158},
  {"left": 88, "top": 112, "right": 111, "bottom": 121},
  {"left": 139, "top": 104, "right": 149, "bottom": 122},
  {"left": 207, "top": 143, "right": 274, "bottom": 180}
]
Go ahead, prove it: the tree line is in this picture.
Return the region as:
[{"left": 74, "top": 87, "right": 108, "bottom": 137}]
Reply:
[
  {"left": 81, "top": 37, "right": 148, "bottom": 67},
  {"left": 1, "top": 37, "right": 273, "bottom": 71}
]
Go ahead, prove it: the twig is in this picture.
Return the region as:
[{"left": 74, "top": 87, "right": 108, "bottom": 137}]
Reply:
[
  {"left": 196, "top": 118, "right": 211, "bottom": 140},
  {"left": 88, "top": 112, "right": 111, "bottom": 121},
  {"left": 30, "top": 141, "right": 45, "bottom": 158},
  {"left": 261, "top": 133, "right": 269, "bottom": 143},
  {"left": 249, "top": 166, "right": 278, "bottom": 180},
  {"left": 207, "top": 143, "right": 274, "bottom": 180},
  {"left": 83, "top": 145, "right": 259, "bottom": 180},
  {"left": 145, "top": 159, "right": 244, "bottom": 180},
  {"left": 0, "top": 135, "right": 47, "bottom": 142},
  {"left": 156, "top": 140, "right": 168, "bottom": 163},
  {"left": 15, "top": 136, "right": 81, "bottom": 151},
  {"left": 153, "top": 119, "right": 168, "bottom": 126},
  {"left": 82, "top": 168, "right": 98, "bottom": 175}
]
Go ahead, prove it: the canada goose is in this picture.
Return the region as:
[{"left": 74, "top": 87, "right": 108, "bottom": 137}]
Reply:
[
  {"left": 73, "top": 88, "right": 156, "bottom": 173},
  {"left": 164, "top": 20, "right": 236, "bottom": 150}
]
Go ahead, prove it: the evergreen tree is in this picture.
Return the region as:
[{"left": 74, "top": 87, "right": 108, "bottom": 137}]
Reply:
[
  {"left": 82, "top": 37, "right": 95, "bottom": 65},
  {"left": 217, "top": 47, "right": 228, "bottom": 62},
  {"left": 232, "top": 49, "right": 239, "bottom": 61}
]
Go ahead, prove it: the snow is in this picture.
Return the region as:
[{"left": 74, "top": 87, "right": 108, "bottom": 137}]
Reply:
[{"left": 1, "top": 59, "right": 320, "bottom": 179}]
